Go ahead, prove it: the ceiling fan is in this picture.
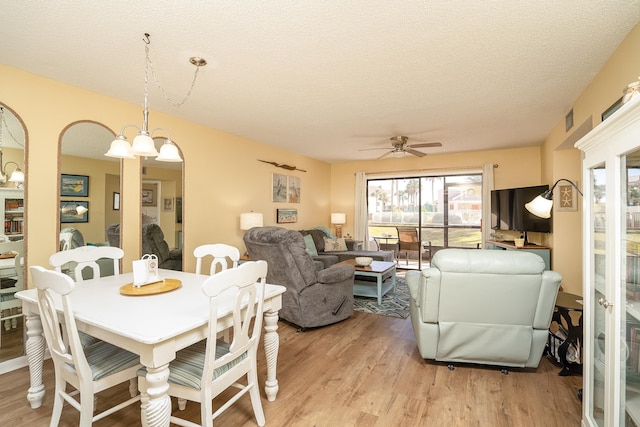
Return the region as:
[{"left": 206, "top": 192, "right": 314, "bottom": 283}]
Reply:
[{"left": 360, "top": 136, "right": 442, "bottom": 159}]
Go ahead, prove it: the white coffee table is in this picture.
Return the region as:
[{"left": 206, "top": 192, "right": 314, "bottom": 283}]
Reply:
[{"left": 337, "top": 259, "right": 397, "bottom": 305}]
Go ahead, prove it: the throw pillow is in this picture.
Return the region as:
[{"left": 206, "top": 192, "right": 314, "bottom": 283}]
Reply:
[
  {"left": 324, "top": 237, "right": 347, "bottom": 252},
  {"left": 303, "top": 234, "right": 319, "bottom": 256}
]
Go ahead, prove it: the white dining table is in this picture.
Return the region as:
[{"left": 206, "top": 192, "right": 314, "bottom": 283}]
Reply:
[{"left": 16, "top": 269, "right": 286, "bottom": 427}]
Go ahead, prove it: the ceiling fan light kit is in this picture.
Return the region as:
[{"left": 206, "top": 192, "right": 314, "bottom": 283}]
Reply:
[{"left": 359, "top": 135, "right": 442, "bottom": 159}]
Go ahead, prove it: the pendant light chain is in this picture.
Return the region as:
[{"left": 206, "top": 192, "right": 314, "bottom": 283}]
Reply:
[
  {"left": 0, "top": 107, "right": 24, "bottom": 148},
  {"left": 145, "top": 43, "right": 203, "bottom": 109},
  {"left": 105, "top": 33, "right": 205, "bottom": 162}
]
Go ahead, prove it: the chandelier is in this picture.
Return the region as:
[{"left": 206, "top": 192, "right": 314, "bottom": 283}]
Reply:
[
  {"left": 0, "top": 107, "right": 25, "bottom": 187},
  {"left": 105, "top": 33, "right": 206, "bottom": 162}
]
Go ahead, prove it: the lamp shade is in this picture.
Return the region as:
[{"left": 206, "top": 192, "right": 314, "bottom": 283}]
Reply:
[
  {"left": 240, "top": 212, "right": 264, "bottom": 230},
  {"left": 131, "top": 132, "right": 159, "bottom": 157},
  {"left": 524, "top": 194, "right": 554, "bottom": 219},
  {"left": 156, "top": 140, "right": 183, "bottom": 162},
  {"left": 75, "top": 205, "right": 89, "bottom": 215},
  {"left": 331, "top": 212, "right": 346, "bottom": 224},
  {"left": 105, "top": 136, "right": 136, "bottom": 159},
  {"left": 8, "top": 168, "right": 24, "bottom": 183}
]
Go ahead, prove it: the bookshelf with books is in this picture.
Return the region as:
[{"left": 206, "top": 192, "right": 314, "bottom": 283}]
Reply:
[{"left": 0, "top": 188, "right": 23, "bottom": 241}]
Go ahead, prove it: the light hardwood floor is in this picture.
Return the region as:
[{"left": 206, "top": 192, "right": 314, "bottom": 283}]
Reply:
[{"left": 0, "top": 311, "right": 582, "bottom": 426}]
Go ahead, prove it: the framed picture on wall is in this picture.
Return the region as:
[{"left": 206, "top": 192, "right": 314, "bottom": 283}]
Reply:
[
  {"left": 113, "top": 192, "right": 120, "bottom": 210},
  {"left": 163, "top": 197, "right": 174, "bottom": 212},
  {"left": 176, "top": 197, "right": 182, "bottom": 223},
  {"left": 141, "top": 188, "right": 156, "bottom": 206},
  {"left": 556, "top": 181, "right": 579, "bottom": 212},
  {"left": 60, "top": 174, "right": 89, "bottom": 197},
  {"left": 272, "top": 173, "right": 288, "bottom": 202},
  {"left": 288, "top": 176, "right": 301, "bottom": 203},
  {"left": 60, "top": 201, "right": 89, "bottom": 223},
  {"left": 276, "top": 208, "right": 297, "bottom": 224}
]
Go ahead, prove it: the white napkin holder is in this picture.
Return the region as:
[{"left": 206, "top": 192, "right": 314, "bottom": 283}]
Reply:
[{"left": 133, "top": 254, "right": 160, "bottom": 287}]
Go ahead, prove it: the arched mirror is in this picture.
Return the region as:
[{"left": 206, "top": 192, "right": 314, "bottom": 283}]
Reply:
[
  {"left": 140, "top": 137, "right": 183, "bottom": 271},
  {"left": 0, "top": 102, "right": 27, "bottom": 365},
  {"left": 59, "top": 121, "right": 119, "bottom": 251}
]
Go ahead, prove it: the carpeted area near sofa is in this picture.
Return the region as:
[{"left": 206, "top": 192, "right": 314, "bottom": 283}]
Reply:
[{"left": 353, "top": 274, "right": 410, "bottom": 319}]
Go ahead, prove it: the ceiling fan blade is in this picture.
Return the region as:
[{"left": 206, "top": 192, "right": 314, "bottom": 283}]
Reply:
[
  {"left": 378, "top": 151, "right": 394, "bottom": 160},
  {"left": 405, "top": 148, "right": 427, "bottom": 157},
  {"left": 407, "top": 142, "right": 442, "bottom": 149},
  {"left": 358, "top": 147, "right": 392, "bottom": 151}
]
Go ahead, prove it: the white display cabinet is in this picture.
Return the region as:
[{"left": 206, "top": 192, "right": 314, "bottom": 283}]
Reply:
[{"left": 576, "top": 96, "right": 640, "bottom": 426}]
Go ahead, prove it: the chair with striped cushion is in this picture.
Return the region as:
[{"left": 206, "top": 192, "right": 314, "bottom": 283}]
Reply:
[
  {"left": 30, "top": 266, "right": 142, "bottom": 426},
  {"left": 49, "top": 245, "right": 123, "bottom": 281},
  {"left": 193, "top": 243, "right": 242, "bottom": 342},
  {"left": 49, "top": 246, "right": 125, "bottom": 348},
  {"left": 193, "top": 243, "right": 241, "bottom": 275},
  {"left": 138, "top": 260, "right": 268, "bottom": 427}
]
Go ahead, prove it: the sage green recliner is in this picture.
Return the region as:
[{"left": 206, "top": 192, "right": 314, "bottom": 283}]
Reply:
[{"left": 406, "top": 248, "right": 562, "bottom": 369}]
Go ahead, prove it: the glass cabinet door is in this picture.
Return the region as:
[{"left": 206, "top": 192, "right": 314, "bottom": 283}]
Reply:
[
  {"left": 624, "top": 149, "right": 640, "bottom": 425},
  {"left": 591, "top": 165, "right": 606, "bottom": 426}
]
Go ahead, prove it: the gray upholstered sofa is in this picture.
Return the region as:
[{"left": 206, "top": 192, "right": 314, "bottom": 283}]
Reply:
[
  {"left": 406, "top": 248, "right": 562, "bottom": 369},
  {"left": 299, "top": 228, "right": 394, "bottom": 268},
  {"left": 244, "top": 226, "right": 355, "bottom": 329}
]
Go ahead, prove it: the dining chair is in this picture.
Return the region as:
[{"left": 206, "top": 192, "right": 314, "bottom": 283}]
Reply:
[
  {"left": 49, "top": 245, "right": 123, "bottom": 281},
  {"left": 396, "top": 226, "right": 431, "bottom": 265},
  {"left": 193, "top": 243, "right": 241, "bottom": 275},
  {"left": 49, "top": 246, "right": 124, "bottom": 348},
  {"left": 0, "top": 241, "right": 24, "bottom": 347},
  {"left": 138, "top": 260, "right": 268, "bottom": 427},
  {"left": 30, "top": 266, "right": 141, "bottom": 427}
]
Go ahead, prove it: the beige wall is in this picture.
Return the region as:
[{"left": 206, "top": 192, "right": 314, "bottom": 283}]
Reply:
[
  {"left": 3, "top": 21, "right": 640, "bottom": 295},
  {"left": 0, "top": 64, "right": 331, "bottom": 281},
  {"left": 541, "top": 22, "right": 640, "bottom": 295},
  {"left": 60, "top": 154, "right": 120, "bottom": 243},
  {"left": 332, "top": 23, "right": 640, "bottom": 297}
]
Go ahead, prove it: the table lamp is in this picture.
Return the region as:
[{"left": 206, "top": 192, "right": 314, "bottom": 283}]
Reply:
[
  {"left": 240, "top": 212, "right": 264, "bottom": 230},
  {"left": 331, "top": 212, "right": 346, "bottom": 238}
]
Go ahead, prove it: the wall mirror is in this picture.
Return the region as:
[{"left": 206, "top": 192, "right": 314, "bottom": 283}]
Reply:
[
  {"left": 0, "top": 102, "right": 27, "bottom": 365},
  {"left": 140, "top": 137, "right": 183, "bottom": 271},
  {"left": 59, "top": 121, "right": 119, "bottom": 250}
]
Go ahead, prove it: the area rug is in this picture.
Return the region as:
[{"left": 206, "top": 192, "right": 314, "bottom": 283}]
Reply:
[{"left": 353, "top": 275, "right": 410, "bottom": 319}]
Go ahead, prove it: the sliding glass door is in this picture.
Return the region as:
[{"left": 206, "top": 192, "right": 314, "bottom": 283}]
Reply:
[{"left": 367, "top": 173, "right": 482, "bottom": 269}]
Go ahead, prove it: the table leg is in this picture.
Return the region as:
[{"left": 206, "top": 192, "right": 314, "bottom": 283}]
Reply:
[
  {"left": 25, "top": 313, "right": 46, "bottom": 409},
  {"left": 377, "top": 274, "right": 383, "bottom": 305},
  {"left": 263, "top": 309, "right": 280, "bottom": 402},
  {"left": 140, "top": 364, "right": 171, "bottom": 427},
  {"left": 391, "top": 268, "right": 397, "bottom": 295}
]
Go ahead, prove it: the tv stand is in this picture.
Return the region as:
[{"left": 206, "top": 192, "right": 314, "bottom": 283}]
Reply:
[{"left": 487, "top": 240, "right": 551, "bottom": 270}]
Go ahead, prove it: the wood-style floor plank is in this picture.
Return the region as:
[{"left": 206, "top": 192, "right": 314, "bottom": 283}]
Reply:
[{"left": 0, "top": 310, "right": 582, "bottom": 426}]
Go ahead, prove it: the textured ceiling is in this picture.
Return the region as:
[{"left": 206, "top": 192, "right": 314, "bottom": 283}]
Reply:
[{"left": 1, "top": 1, "right": 640, "bottom": 163}]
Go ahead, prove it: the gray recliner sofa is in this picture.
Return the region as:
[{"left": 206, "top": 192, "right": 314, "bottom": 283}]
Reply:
[
  {"left": 299, "top": 228, "right": 394, "bottom": 268},
  {"left": 243, "top": 226, "right": 355, "bottom": 329},
  {"left": 406, "top": 248, "right": 562, "bottom": 369}
]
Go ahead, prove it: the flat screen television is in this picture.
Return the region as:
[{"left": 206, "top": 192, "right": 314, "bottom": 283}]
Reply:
[{"left": 490, "top": 185, "right": 551, "bottom": 233}]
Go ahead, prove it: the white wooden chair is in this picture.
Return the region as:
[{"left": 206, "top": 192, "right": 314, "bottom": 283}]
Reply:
[
  {"left": 49, "top": 246, "right": 124, "bottom": 348},
  {"left": 49, "top": 246, "right": 123, "bottom": 281},
  {"left": 194, "top": 243, "right": 240, "bottom": 275},
  {"left": 30, "top": 266, "right": 141, "bottom": 426},
  {"left": 0, "top": 241, "right": 24, "bottom": 346},
  {"left": 138, "top": 260, "right": 268, "bottom": 427}
]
